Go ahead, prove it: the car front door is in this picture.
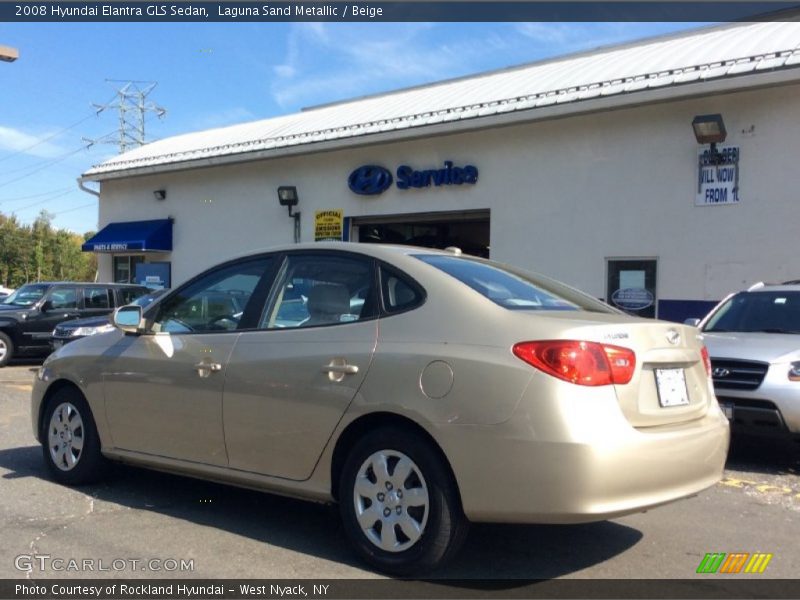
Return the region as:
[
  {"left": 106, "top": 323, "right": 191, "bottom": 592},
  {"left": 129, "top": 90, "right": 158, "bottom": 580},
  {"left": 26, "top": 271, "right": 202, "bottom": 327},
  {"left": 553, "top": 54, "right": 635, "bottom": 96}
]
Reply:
[
  {"left": 223, "top": 252, "right": 379, "bottom": 480},
  {"left": 102, "top": 256, "right": 276, "bottom": 466}
]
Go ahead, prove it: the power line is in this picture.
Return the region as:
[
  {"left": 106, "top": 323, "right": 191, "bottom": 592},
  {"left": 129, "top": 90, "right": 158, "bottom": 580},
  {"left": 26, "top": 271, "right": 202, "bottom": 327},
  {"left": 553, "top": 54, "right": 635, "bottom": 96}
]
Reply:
[
  {"left": 6, "top": 189, "right": 74, "bottom": 213},
  {"left": 0, "top": 186, "right": 73, "bottom": 203},
  {"left": 49, "top": 201, "right": 96, "bottom": 216},
  {"left": 0, "top": 115, "right": 93, "bottom": 163},
  {"left": 0, "top": 92, "right": 118, "bottom": 163},
  {"left": 0, "top": 147, "right": 86, "bottom": 190}
]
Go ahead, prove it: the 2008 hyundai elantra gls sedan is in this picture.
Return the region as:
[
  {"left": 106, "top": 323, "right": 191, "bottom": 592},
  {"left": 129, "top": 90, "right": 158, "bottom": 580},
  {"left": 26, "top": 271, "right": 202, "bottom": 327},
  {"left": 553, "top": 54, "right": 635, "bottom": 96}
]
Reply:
[{"left": 32, "top": 243, "right": 729, "bottom": 574}]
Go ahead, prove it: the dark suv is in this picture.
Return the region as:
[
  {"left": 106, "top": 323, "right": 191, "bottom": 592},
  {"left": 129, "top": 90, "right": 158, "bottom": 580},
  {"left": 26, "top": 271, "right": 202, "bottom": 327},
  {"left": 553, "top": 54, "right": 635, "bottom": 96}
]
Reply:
[{"left": 0, "top": 282, "right": 149, "bottom": 366}]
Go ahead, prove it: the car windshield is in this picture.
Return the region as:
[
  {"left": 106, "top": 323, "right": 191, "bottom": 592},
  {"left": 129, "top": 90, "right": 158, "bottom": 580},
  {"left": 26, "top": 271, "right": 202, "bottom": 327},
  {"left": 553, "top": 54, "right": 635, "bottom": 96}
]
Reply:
[
  {"left": 415, "top": 254, "right": 614, "bottom": 313},
  {"left": 1, "top": 284, "right": 48, "bottom": 307},
  {"left": 704, "top": 290, "right": 800, "bottom": 333}
]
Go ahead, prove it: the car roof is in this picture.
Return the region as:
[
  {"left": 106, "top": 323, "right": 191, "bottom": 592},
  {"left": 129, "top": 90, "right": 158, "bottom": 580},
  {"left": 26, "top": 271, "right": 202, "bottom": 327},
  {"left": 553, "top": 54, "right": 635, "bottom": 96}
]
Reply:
[
  {"left": 19, "top": 281, "right": 147, "bottom": 287},
  {"left": 743, "top": 284, "right": 800, "bottom": 293},
  {"left": 223, "top": 241, "right": 466, "bottom": 263}
]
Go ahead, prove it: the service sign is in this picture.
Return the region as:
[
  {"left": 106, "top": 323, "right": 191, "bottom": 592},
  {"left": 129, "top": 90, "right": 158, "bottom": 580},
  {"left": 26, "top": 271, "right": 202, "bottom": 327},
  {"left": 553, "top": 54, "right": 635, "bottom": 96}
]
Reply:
[
  {"left": 314, "top": 209, "right": 344, "bottom": 241},
  {"left": 696, "top": 146, "right": 740, "bottom": 206}
]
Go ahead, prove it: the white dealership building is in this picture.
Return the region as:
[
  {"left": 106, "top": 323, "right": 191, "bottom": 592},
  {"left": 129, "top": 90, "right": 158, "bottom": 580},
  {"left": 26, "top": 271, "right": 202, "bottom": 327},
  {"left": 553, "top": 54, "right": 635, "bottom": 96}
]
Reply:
[{"left": 81, "top": 20, "right": 800, "bottom": 322}]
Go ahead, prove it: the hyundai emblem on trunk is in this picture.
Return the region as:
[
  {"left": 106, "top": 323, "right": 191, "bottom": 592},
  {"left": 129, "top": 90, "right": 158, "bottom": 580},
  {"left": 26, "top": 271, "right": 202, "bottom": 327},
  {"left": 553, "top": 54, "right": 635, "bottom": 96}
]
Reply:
[{"left": 666, "top": 329, "right": 681, "bottom": 345}]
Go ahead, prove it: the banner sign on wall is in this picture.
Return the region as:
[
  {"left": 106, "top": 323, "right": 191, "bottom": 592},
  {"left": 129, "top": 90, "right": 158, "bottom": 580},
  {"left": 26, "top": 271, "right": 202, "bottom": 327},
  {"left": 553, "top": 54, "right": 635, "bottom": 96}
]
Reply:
[
  {"left": 696, "top": 146, "right": 740, "bottom": 206},
  {"left": 314, "top": 209, "right": 344, "bottom": 241}
]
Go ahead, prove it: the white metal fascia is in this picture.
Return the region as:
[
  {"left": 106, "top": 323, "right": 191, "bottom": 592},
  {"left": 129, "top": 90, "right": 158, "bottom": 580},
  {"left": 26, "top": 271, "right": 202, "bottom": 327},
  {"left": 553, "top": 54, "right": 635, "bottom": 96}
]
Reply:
[{"left": 81, "top": 67, "right": 800, "bottom": 184}]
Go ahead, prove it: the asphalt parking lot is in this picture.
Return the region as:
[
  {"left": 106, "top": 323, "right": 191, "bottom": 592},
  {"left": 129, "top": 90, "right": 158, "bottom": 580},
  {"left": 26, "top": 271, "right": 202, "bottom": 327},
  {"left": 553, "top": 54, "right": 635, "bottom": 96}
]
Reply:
[{"left": 1, "top": 364, "right": 798, "bottom": 581}]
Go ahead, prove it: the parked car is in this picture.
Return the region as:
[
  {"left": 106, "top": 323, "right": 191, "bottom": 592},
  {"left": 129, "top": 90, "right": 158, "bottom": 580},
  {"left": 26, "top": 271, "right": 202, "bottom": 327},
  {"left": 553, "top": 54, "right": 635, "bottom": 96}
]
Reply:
[
  {"left": 32, "top": 243, "right": 728, "bottom": 574},
  {"left": 50, "top": 288, "right": 169, "bottom": 350},
  {"left": 0, "top": 282, "right": 149, "bottom": 366},
  {"left": 697, "top": 282, "right": 800, "bottom": 440}
]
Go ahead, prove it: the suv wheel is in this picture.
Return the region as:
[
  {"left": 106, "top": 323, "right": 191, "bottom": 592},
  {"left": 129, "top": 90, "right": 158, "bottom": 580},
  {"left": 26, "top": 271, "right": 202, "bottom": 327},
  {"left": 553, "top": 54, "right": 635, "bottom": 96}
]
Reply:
[
  {"left": 0, "top": 331, "right": 13, "bottom": 367},
  {"left": 42, "top": 388, "right": 108, "bottom": 485},
  {"left": 339, "top": 428, "right": 468, "bottom": 575}
]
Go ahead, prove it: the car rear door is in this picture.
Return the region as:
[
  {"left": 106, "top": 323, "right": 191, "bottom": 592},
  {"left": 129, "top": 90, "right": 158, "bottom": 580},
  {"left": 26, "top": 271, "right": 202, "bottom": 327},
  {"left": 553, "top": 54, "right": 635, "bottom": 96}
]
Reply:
[{"left": 223, "top": 251, "right": 379, "bottom": 480}]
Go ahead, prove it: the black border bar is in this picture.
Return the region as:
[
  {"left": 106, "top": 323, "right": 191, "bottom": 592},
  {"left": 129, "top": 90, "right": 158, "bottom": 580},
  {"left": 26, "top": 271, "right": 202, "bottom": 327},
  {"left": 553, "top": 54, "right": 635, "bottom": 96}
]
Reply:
[
  {"left": 3, "top": 579, "right": 800, "bottom": 600},
  {"left": 3, "top": 2, "right": 800, "bottom": 22}
]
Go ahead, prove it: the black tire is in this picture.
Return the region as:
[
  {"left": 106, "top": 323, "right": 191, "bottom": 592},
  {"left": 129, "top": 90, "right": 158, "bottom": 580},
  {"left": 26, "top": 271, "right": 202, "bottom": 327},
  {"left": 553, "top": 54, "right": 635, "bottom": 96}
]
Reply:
[
  {"left": 338, "top": 427, "right": 468, "bottom": 575},
  {"left": 0, "top": 331, "right": 14, "bottom": 367},
  {"left": 41, "top": 387, "right": 108, "bottom": 485}
]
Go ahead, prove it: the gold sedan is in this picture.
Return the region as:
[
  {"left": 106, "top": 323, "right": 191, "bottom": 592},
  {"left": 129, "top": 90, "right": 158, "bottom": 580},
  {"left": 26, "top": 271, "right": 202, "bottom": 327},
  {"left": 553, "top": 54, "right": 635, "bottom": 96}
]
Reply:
[{"left": 32, "top": 243, "right": 729, "bottom": 574}]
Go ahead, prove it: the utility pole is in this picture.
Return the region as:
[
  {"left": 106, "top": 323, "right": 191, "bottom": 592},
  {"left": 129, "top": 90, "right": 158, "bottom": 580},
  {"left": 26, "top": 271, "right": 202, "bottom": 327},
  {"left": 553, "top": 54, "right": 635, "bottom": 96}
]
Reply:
[
  {"left": 0, "top": 45, "right": 19, "bottom": 62},
  {"left": 86, "top": 80, "right": 166, "bottom": 153}
]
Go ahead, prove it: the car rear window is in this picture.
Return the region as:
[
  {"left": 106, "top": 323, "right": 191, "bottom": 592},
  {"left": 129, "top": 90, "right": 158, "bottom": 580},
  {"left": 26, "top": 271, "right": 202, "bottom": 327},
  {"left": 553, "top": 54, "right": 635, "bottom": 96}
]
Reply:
[{"left": 415, "top": 254, "right": 612, "bottom": 312}]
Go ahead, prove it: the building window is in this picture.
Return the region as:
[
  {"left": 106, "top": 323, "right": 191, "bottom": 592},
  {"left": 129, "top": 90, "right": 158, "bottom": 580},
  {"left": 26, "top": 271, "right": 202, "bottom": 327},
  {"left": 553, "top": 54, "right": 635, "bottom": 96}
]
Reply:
[{"left": 113, "top": 255, "right": 145, "bottom": 284}]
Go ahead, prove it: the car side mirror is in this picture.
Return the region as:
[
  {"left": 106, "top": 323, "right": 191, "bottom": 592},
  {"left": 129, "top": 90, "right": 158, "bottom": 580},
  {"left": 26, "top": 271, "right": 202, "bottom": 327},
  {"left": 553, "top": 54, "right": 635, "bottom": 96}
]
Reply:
[
  {"left": 683, "top": 318, "right": 701, "bottom": 327},
  {"left": 113, "top": 305, "right": 144, "bottom": 334}
]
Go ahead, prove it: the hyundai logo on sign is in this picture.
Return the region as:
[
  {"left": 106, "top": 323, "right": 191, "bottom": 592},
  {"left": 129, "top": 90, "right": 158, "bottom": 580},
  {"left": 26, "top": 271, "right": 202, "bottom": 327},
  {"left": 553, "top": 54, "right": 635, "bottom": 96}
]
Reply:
[
  {"left": 348, "top": 165, "right": 393, "bottom": 196},
  {"left": 348, "top": 161, "right": 479, "bottom": 196}
]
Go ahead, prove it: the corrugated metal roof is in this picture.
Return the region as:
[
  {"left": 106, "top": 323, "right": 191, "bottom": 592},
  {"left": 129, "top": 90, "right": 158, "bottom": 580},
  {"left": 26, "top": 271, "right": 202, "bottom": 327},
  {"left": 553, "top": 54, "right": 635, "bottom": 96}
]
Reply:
[{"left": 85, "top": 21, "right": 800, "bottom": 179}]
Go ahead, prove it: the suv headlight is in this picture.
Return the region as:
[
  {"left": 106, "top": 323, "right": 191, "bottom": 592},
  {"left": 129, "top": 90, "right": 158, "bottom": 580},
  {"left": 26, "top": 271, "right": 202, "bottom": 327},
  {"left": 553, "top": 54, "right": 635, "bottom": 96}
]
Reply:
[
  {"left": 71, "top": 324, "right": 115, "bottom": 337},
  {"left": 789, "top": 361, "right": 800, "bottom": 381}
]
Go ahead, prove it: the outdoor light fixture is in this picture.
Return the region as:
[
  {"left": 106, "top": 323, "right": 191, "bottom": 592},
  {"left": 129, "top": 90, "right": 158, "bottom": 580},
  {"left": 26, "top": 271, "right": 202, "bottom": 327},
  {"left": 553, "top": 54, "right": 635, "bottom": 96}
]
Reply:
[
  {"left": 277, "top": 186, "right": 301, "bottom": 243},
  {"left": 693, "top": 113, "right": 738, "bottom": 195},
  {"left": 153, "top": 189, "right": 167, "bottom": 201},
  {"left": 692, "top": 114, "right": 727, "bottom": 146},
  {"left": 0, "top": 45, "right": 19, "bottom": 63}
]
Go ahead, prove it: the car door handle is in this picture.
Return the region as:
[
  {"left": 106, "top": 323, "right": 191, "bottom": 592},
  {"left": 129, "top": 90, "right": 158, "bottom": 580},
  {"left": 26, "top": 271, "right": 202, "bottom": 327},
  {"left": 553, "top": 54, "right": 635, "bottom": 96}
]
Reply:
[
  {"left": 321, "top": 364, "right": 359, "bottom": 375},
  {"left": 194, "top": 361, "right": 222, "bottom": 377}
]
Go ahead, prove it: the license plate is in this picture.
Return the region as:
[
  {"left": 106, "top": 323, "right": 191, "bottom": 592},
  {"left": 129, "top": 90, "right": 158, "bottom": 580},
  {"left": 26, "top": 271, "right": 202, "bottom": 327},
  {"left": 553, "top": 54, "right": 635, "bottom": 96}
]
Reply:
[
  {"left": 720, "top": 402, "right": 734, "bottom": 420},
  {"left": 655, "top": 368, "right": 690, "bottom": 407}
]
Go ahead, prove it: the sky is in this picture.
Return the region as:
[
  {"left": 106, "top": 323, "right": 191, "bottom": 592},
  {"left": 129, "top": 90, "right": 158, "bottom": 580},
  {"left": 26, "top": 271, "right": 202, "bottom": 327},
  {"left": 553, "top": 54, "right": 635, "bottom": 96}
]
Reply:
[{"left": 0, "top": 20, "right": 707, "bottom": 234}]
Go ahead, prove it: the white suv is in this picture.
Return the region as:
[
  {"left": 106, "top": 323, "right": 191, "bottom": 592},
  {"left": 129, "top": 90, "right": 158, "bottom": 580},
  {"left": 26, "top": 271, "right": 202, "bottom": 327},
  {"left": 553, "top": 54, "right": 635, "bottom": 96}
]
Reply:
[{"left": 699, "top": 283, "right": 800, "bottom": 439}]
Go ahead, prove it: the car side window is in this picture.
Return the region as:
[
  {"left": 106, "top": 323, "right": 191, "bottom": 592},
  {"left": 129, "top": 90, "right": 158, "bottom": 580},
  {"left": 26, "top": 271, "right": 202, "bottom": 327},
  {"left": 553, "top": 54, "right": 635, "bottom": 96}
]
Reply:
[
  {"left": 152, "top": 257, "right": 274, "bottom": 334},
  {"left": 84, "top": 288, "right": 111, "bottom": 309},
  {"left": 379, "top": 266, "right": 424, "bottom": 314},
  {"left": 262, "top": 254, "right": 376, "bottom": 329},
  {"left": 48, "top": 288, "right": 77, "bottom": 310}
]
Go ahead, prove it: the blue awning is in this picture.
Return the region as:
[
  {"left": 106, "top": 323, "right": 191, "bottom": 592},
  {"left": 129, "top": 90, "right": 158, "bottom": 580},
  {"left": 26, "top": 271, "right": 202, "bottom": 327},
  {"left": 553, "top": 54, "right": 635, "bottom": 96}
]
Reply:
[{"left": 82, "top": 219, "right": 173, "bottom": 253}]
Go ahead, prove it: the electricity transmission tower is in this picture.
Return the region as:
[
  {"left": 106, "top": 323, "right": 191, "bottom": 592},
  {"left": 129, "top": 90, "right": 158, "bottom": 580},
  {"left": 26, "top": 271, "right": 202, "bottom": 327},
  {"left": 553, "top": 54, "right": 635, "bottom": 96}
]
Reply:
[{"left": 86, "top": 80, "right": 166, "bottom": 153}]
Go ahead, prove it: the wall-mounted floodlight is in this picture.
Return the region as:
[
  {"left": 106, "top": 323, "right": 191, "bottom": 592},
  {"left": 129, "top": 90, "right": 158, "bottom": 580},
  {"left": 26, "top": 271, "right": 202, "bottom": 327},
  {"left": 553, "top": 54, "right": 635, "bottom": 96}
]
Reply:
[
  {"left": 153, "top": 189, "right": 167, "bottom": 201},
  {"left": 693, "top": 113, "right": 738, "bottom": 195},
  {"left": 692, "top": 114, "right": 727, "bottom": 146},
  {"left": 0, "top": 45, "right": 19, "bottom": 63},
  {"left": 277, "top": 186, "right": 301, "bottom": 243}
]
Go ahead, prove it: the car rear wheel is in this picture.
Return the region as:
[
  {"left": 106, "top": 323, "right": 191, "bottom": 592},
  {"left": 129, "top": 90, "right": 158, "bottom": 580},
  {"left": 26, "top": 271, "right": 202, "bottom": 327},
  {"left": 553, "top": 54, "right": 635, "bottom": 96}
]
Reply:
[
  {"left": 339, "top": 428, "right": 468, "bottom": 575},
  {"left": 0, "top": 331, "right": 14, "bottom": 367},
  {"left": 42, "top": 388, "right": 108, "bottom": 485}
]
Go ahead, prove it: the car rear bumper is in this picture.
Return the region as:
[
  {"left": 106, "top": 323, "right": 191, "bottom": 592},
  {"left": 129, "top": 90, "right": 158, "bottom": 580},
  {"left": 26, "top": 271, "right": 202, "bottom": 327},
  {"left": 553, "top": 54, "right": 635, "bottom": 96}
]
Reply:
[{"left": 437, "top": 392, "right": 729, "bottom": 524}]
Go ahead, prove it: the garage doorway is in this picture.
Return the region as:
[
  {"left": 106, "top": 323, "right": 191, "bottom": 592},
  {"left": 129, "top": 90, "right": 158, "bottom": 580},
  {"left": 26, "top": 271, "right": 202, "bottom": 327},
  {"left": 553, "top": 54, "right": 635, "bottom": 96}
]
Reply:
[{"left": 352, "top": 210, "right": 490, "bottom": 258}]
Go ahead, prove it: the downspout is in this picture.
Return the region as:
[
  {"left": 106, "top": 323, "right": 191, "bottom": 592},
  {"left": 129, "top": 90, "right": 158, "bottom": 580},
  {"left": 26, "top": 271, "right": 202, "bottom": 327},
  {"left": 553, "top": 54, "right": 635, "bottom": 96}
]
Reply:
[
  {"left": 77, "top": 177, "right": 100, "bottom": 198},
  {"left": 77, "top": 177, "right": 100, "bottom": 281}
]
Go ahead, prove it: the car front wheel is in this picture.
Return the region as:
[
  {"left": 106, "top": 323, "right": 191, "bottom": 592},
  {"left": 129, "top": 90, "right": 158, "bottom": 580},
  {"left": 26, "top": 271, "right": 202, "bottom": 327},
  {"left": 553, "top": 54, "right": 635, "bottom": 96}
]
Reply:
[
  {"left": 339, "top": 428, "right": 468, "bottom": 575},
  {"left": 42, "top": 388, "right": 108, "bottom": 485}
]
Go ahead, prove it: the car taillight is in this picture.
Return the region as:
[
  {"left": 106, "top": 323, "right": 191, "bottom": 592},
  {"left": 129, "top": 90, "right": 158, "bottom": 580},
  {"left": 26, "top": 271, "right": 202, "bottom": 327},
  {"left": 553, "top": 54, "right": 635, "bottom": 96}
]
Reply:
[
  {"left": 512, "top": 340, "right": 636, "bottom": 386},
  {"left": 700, "top": 346, "right": 712, "bottom": 377}
]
